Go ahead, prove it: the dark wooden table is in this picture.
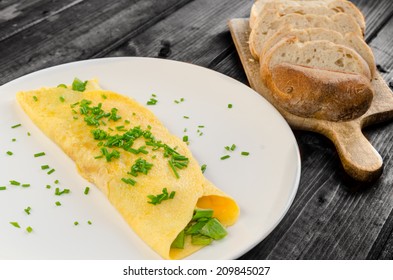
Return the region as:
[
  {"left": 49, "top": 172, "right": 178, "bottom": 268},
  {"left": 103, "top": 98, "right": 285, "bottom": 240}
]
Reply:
[{"left": 1, "top": 0, "right": 393, "bottom": 260}]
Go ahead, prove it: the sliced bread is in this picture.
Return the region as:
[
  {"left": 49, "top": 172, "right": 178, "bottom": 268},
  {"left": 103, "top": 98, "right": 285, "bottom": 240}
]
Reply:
[
  {"left": 249, "top": 12, "right": 363, "bottom": 59},
  {"left": 261, "top": 27, "right": 376, "bottom": 77},
  {"left": 260, "top": 38, "right": 373, "bottom": 120},
  {"left": 250, "top": 0, "right": 365, "bottom": 33}
]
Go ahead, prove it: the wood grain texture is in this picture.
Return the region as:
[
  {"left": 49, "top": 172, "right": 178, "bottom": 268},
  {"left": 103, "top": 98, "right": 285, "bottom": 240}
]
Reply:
[{"left": 0, "top": 0, "right": 193, "bottom": 85}]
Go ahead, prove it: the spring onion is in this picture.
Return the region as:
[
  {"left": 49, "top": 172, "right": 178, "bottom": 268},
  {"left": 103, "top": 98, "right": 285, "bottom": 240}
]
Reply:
[
  {"left": 72, "top": 78, "right": 87, "bottom": 92},
  {"left": 10, "top": 180, "right": 20, "bottom": 186},
  {"left": 0, "top": 186, "right": 6, "bottom": 191},
  {"left": 220, "top": 155, "right": 230, "bottom": 160},
  {"left": 41, "top": 165, "right": 50, "bottom": 170},
  {"left": 241, "top": 151, "right": 250, "bottom": 156},
  {"left": 47, "top": 168, "right": 55, "bottom": 175},
  {"left": 121, "top": 177, "right": 136, "bottom": 186}
]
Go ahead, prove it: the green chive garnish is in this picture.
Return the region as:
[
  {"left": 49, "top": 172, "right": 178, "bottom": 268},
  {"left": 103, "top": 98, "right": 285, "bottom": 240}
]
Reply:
[
  {"left": 121, "top": 177, "right": 136, "bottom": 186},
  {"left": 10, "top": 222, "right": 20, "bottom": 228},
  {"left": 228, "top": 104, "right": 233, "bottom": 108},
  {"left": 183, "top": 135, "right": 188, "bottom": 142},
  {"left": 57, "top": 84, "right": 67, "bottom": 88},
  {"left": 41, "top": 165, "right": 50, "bottom": 170},
  {"left": 33, "top": 96, "right": 38, "bottom": 101},
  {"left": 72, "top": 78, "right": 88, "bottom": 92},
  {"left": 201, "top": 164, "right": 207, "bottom": 173},
  {"left": 26, "top": 226, "right": 33, "bottom": 233},
  {"left": 59, "top": 96, "right": 65, "bottom": 102},
  {"left": 6, "top": 151, "right": 13, "bottom": 155},
  {"left": 220, "top": 155, "right": 230, "bottom": 160},
  {"left": 11, "top": 124, "right": 21, "bottom": 128},
  {"left": 21, "top": 183, "right": 30, "bottom": 188},
  {"left": 34, "top": 152, "right": 46, "bottom": 157},
  {"left": 84, "top": 187, "right": 90, "bottom": 195},
  {"left": 183, "top": 116, "right": 189, "bottom": 119},
  {"left": 12, "top": 138, "right": 16, "bottom": 142},
  {"left": 74, "top": 221, "right": 79, "bottom": 226},
  {"left": 55, "top": 201, "right": 61, "bottom": 206},
  {"left": 241, "top": 151, "right": 250, "bottom": 156},
  {"left": 147, "top": 188, "right": 176, "bottom": 205},
  {"left": 47, "top": 168, "right": 55, "bottom": 175},
  {"left": 46, "top": 185, "right": 51, "bottom": 189},
  {"left": 0, "top": 186, "right": 6, "bottom": 191},
  {"left": 55, "top": 187, "right": 70, "bottom": 196},
  {"left": 87, "top": 220, "right": 92, "bottom": 225},
  {"left": 10, "top": 180, "right": 20, "bottom": 186},
  {"left": 54, "top": 180, "right": 59, "bottom": 184},
  {"left": 24, "top": 206, "right": 31, "bottom": 215}
]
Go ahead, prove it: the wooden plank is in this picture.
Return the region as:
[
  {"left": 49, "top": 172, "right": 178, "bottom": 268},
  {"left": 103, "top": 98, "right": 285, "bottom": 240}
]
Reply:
[
  {"left": 0, "top": 0, "right": 192, "bottom": 85},
  {"left": 0, "top": 0, "right": 83, "bottom": 42},
  {"left": 105, "top": 0, "right": 252, "bottom": 69}
]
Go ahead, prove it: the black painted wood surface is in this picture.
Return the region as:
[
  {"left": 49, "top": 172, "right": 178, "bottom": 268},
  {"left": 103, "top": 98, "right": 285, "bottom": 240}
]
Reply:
[{"left": 1, "top": 0, "right": 393, "bottom": 259}]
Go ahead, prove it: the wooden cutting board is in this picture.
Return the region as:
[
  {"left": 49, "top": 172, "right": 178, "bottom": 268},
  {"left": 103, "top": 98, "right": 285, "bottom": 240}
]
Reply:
[{"left": 228, "top": 18, "right": 393, "bottom": 182}]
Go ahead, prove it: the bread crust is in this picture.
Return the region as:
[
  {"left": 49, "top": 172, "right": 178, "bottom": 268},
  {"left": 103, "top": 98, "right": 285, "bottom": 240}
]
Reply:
[{"left": 261, "top": 62, "right": 373, "bottom": 121}]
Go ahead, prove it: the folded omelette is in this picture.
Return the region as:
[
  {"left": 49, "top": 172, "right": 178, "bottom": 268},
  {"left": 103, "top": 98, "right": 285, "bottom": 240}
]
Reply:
[{"left": 16, "top": 79, "right": 239, "bottom": 259}]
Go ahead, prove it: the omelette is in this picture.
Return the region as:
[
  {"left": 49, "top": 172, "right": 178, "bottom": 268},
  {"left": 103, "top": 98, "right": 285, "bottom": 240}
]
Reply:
[{"left": 16, "top": 79, "right": 239, "bottom": 259}]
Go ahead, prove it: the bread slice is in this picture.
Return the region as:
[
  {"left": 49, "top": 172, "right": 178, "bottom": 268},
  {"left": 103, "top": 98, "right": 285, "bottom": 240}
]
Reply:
[
  {"left": 250, "top": 0, "right": 365, "bottom": 33},
  {"left": 261, "top": 27, "right": 376, "bottom": 77},
  {"left": 249, "top": 12, "right": 363, "bottom": 59},
  {"left": 260, "top": 38, "right": 373, "bottom": 120}
]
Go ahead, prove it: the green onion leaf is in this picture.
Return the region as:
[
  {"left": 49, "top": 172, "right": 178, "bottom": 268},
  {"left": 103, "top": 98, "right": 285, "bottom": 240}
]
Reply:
[
  {"left": 220, "top": 155, "right": 230, "bottom": 160},
  {"left": 199, "top": 218, "right": 227, "bottom": 240},
  {"left": 171, "top": 230, "right": 185, "bottom": 249},
  {"left": 0, "top": 186, "right": 6, "bottom": 191},
  {"left": 191, "top": 234, "right": 212, "bottom": 245},
  {"left": 41, "top": 165, "right": 50, "bottom": 170},
  {"left": 192, "top": 209, "right": 214, "bottom": 221},
  {"left": 10, "top": 180, "right": 20, "bottom": 186},
  {"left": 47, "top": 168, "right": 55, "bottom": 175},
  {"left": 121, "top": 177, "right": 136, "bottom": 186}
]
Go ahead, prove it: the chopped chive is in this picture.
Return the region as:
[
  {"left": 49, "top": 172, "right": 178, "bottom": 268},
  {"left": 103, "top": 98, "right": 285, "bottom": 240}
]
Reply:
[
  {"left": 220, "top": 155, "right": 230, "bottom": 160},
  {"left": 12, "top": 138, "right": 16, "bottom": 142},
  {"left": 46, "top": 184, "right": 51, "bottom": 189},
  {"left": 74, "top": 221, "right": 79, "bottom": 226},
  {"left": 10, "top": 180, "right": 20, "bottom": 186},
  {"left": 21, "top": 183, "right": 30, "bottom": 188},
  {"left": 10, "top": 222, "right": 20, "bottom": 228},
  {"left": 59, "top": 96, "right": 65, "bottom": 102},
  {"left": 72, "top": 78, "right": 87, "bottom": 92},
  {"left": 147, "top": 188, "right": 176, "bottom": 205},
  {"left": 11, "top": 124, "right": 21, "bottom": 128},
  {"left": 198, "top": 125, "right": 205, "bottom": 128},
  {"left": 55, "top": 187, "right": 70, "bottom": 196},
  {"left": 41, "top": 165, "right": 50, "bottom": 170},
  {"left": 33, "top": 96, "right": 38, "bottom": 101},
  {"left": 121, "top": 177, "right": 136, "bottom": 186},
  {"left": 230, "top": 144, "right": 236, "bottom": 151},
  {"left": 87, "top": 220, "right": 92, "bottom": 225},
  {"left": 54, "top": 180, "right": 59, "bottom": 184},
  {"left": 34, "top": 152, "right": 45, "bottom": 157},
  {"left": 47, "top": 168, "right": 55, "bottom": 175},
  {"left": 26, "top": 226, "right": 33, "bottom": 233},
  {"left": 183, "top": 116, "right": 189, "bottom": 119},
  {"left": 0, "top": 186, "right": 6, "bottom": 191},
  {"left": 84, "top": 187, "right": 90, "bottom": 195},
  {"left": 228, "top": 104, "right": 233, "bottom": 108},
  {"left": 55, "top": 201, "right": 61, "bottom": 206},
  {"left": 183, "top": 135, "right": 188, "bottom": 142},
  {"left": 241, "top": 151, "right": 250, "bottom": 156},
  {"left": 57, "top": 84, "right": 67, "bottom": 88},
  {"left": 24, "top": 206, "right": 31, "bottom": 215},
  {"left": 6, "top": 151, "right": 13, "bottom": 155},
  {"left": 101, "top": 94, "right": 107, "bottom": 99},
  {"left": 27, "top": 132, "right": 31, "bottom": 136},
  {"left": 147, "top": 98, "right": 158, "bottom": 105},
  {"left": 201, "top": 164, "right": 207, "bottom": 174}
]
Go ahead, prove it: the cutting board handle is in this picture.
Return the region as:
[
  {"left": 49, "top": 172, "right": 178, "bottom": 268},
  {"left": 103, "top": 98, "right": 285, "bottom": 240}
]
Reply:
[{"left": 330, "top": 122, "right": 383, "bottom": 182}]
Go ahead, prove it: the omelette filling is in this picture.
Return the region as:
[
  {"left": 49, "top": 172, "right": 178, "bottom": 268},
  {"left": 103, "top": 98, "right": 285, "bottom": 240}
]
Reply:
[{"left": 16, "top": 78, "right": 239, "bottom": 259}]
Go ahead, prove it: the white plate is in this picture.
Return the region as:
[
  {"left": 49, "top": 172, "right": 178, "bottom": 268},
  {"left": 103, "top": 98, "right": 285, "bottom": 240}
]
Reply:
[{"left": 0, "top": 57, "right": 300, "bottom": 259}]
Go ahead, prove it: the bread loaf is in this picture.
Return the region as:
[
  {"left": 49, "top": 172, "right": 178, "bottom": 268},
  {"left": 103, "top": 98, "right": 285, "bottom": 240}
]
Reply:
[
  {"left": 261, "top": 27, "right": 376, "bottom": 77},
  {"left": 260, "top": 38, "right": 374, "bottom": 121},
  {"left": 249, "top": 12, "right": 362, "bottom": 59},
  {"left": 250, "top": 0, "right": 365, "bottom": 33}
]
